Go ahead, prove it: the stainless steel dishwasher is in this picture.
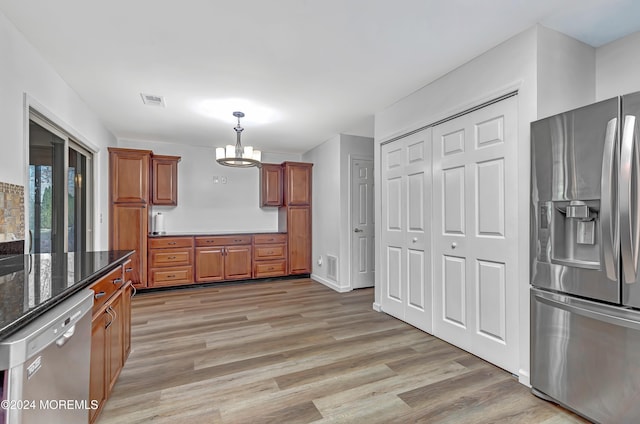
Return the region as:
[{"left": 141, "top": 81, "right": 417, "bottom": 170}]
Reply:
[{"left": 0, "top": 289, "right": 93, "bottom": 424}]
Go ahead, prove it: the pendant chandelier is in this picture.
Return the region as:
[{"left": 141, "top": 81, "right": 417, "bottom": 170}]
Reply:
[{"left": 215, "top": 111, "right": 262, "bottom": 168}]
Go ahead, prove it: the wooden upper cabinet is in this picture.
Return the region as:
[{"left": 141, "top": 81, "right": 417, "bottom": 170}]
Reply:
[
  {"left": 283, "top": 162, "right": 313, "bottom": 206},
  {"left": 260, "top": 163, "right": 283, "bottom": 207},
  {"left": 109, "top": 148, "right": 152, "bottom": 203},
  {"left": 151, "top": 155, "right": 180, "bottom": 206}
]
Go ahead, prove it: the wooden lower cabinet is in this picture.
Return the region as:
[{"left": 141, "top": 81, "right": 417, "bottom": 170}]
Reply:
[
  {"left": 143, "top": 231, "right": 302, "bottom": 289},
  {"left": 89, "top": 267, "right": 133, "bottom": 424},
  {"left": 253, "top": 233, "right": 287, "bottom": 278},
  {"left": 195, "top": 245, "right": 252, "bottom": 282},
  {"left": 111, "top": 203, "right": 148, "bottom": 288},
  {"left": 287, "top": 206, "right": 312, "bottom": 274},
  {"left": 148, "top": 236, "right": 194, "bottom": 287},
  {"left": 195, "top": 247, "right": 224, "bottom": 282},
  {"left": 89, "top": 312, "right": 107, "bottom": 424}
]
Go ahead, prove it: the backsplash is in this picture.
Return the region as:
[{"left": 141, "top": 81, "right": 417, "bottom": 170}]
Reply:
[{"left": 0, "top": 182, "right": 25, "bottom": 243}]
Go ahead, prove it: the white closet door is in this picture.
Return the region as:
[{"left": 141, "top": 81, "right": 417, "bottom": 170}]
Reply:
[
  {"left": 432, "top": 96, "right": 518, "bottom": 373},
  {"left": 380, "top": 129, "right": 432, "bottom": 333}
]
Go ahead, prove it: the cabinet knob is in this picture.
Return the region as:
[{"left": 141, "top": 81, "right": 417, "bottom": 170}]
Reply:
[{"left": 451, "top": 242, "right": 457, "bottom": 249}]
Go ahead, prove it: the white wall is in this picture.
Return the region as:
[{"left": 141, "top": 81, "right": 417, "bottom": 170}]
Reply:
[
  {"left": 596, "top": 30, "right": 640, "bottom": 99},
  {"left": 119, "top": 138, "right": 300, "bottom": 233},
  {"left": 0, "top": 11, "right": 116, "bottom": 249},
  {"left": 375, "top": 25, "right": 538, "bottom": 385},
  {"left": 303, "top": 133, "right": 374, "bottom": 291},
  {"left": 373, "top": 24, "right": 599, "bottom": 385},
  {"left": 537, "top": 26, "right": 596, "bottom": 118},
  {"left": 303, "top": 135, "right": 341, "bottom": 288}
]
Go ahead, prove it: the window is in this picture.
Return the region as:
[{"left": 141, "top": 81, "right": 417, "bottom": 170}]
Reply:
[{"left": 28, "top": 111, "right": 93, "bottom": 254}]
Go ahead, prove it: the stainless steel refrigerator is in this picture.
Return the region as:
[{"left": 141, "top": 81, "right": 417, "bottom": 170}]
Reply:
[{"left": 531, "top": 91, "right": 640, "bottom": 423}]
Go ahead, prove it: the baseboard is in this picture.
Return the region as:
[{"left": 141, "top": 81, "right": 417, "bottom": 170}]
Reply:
[
  {"left": 311, "top": 274, "right": 351, "bottom": 293},
  {"left": 372, "top": 302, "right": 382, "bottom": 312},
  {"left": 518, "top": 369, "right": 530, "bottom": 387}
]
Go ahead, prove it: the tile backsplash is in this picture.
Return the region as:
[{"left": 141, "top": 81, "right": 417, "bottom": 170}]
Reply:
[{"left": 0, "top": 182, "right": 25, "bottom": 242}]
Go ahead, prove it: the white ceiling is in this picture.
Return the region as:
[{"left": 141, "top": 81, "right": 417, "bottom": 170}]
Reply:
[{"left": 1, "top": 0, "right": 639, "bottom": 154}]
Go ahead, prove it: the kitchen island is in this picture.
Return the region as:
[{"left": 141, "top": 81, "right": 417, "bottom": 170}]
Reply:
[
  {"left": 0, "top": 250, "right": 133, "bottom": 339},
  {"left": 0, "top": 250, "right": 134, "bottom": 424}
]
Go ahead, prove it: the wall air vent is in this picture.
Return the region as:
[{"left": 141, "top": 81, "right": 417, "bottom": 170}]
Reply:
[
  {"left": 140, "top": 93, "right": 166, "bottom": 107},
  {"left": 327, "top": 255, "right": 338, "bottom": 282}
]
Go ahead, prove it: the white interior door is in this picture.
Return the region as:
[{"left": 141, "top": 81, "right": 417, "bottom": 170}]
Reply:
[
  {"left": 380, "top": 129, "right": 432, "bottom": 333},
  {"left": 351, "top": 158, "right": 375, "bottom": 289},
  {"left": 432, "top": 95, "right": 518, "bottom": 373}
]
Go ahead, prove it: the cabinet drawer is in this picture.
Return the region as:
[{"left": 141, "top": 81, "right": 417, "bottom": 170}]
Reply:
[
  {"left": 195, "top": 235, "right": 252, "bottom": 247},
  {"left": 149, "top": 266, "right": 193, "bottom": 287},
  {"left": 254, "top": 243, "right": 286, "bottom": 260},
  {"left": 149, "top": 248, "right": 192, "bottom": 267},
  {"left": 254, "top": 234, "right": 286, "bottom": 244},
  {"left": 148, "top": 237, "right": 194, "bottom": 249},
  {"left": 90, "top": 265, "right": 124, "bottom": 314},
  {"left": 254, "top": 260, "right": 287, "bottom": 278}
]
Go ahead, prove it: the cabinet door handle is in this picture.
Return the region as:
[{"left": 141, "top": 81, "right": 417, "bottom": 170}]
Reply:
[
  {"left": 94, "top": 291, "right": 106, "bottom": 299},
  {"left": 167, "top": 256, "right": 177, "bottom": 259},
  {"left": 168, "top": 242, "right": 177, "bottom": 245},
  {"left": 206, "top": 240, "right": 213, "bottom": 243},
  {"left": 125, "top": 267, "right": 133, "bottom": 272},
  {"left": 105, "top": 307, "right": 115, "bottom": 329},
  {"left": 167, "top": 274, "right": 176, "bottom": 278},
  {"left": 112, "top": 278, "right": 123, "bottom": 285}
]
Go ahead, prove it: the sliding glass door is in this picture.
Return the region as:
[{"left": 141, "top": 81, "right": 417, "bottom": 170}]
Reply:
[{"left": 28, "top": 113, "right": 93, "bottom": 254}]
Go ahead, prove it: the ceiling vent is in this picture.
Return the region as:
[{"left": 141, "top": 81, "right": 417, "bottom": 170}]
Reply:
[{"left": 140, "top": 93, "right": 166, "bottom": 107}]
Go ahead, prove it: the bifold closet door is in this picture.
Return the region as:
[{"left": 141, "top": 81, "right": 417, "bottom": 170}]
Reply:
[
  {"left": 432, "top": 95, "right": 518, "bottom": 373},
  {"left": 380, "top": 129, "right": 432, "bottom": 333}
]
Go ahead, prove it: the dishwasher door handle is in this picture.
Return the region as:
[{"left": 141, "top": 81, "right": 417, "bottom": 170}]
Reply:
[{"left": 55, "top": 325, "right": 76, "bottom": 348}]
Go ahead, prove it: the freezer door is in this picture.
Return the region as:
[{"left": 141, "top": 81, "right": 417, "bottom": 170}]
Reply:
[
  {"left": 621, "top": 91, "right": 640, "bottom": 308},
  {"left": 531, "top": 289, "right": 640, "bottom": 423},
  {"left": 531, "top": 97, "right": 620, "bottom": 303}
]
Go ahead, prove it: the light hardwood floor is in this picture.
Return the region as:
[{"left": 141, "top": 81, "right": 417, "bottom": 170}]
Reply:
[{"left": 98, "top": 278, "right": 588, "bottom": 424}]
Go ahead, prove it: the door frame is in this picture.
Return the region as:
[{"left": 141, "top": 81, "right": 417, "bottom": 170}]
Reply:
[{"left": 348, "top": 154, "right": 374, "bottom": 290}]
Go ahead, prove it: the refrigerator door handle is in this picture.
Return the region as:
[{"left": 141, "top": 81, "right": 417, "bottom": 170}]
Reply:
[
  {"left": 601, "top": 117, "right": 618, "bottom": 281},
  {"left": 533, "top": 289, "right": 640, "bottom": 331},
  {"left": 620, "top": 115, "right": 640, "bottom": 284}
]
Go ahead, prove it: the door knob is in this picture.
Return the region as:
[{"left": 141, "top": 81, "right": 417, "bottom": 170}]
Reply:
[
  {"left": 451, "top": 242, "right": 457, "bottom": 249},
  {"left": 412, "top": 238, "right": 418, "bottom": 243},
  {"left": 354, "top": 228, "right": 363, "bottom": 233}
]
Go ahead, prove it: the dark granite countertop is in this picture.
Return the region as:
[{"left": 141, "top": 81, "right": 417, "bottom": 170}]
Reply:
[
  {"left": 0, "top": 250, "right": 133, "bottom": 340},
  {"left": 149, "top": 231, "right": 286, "bottom": 237}
]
